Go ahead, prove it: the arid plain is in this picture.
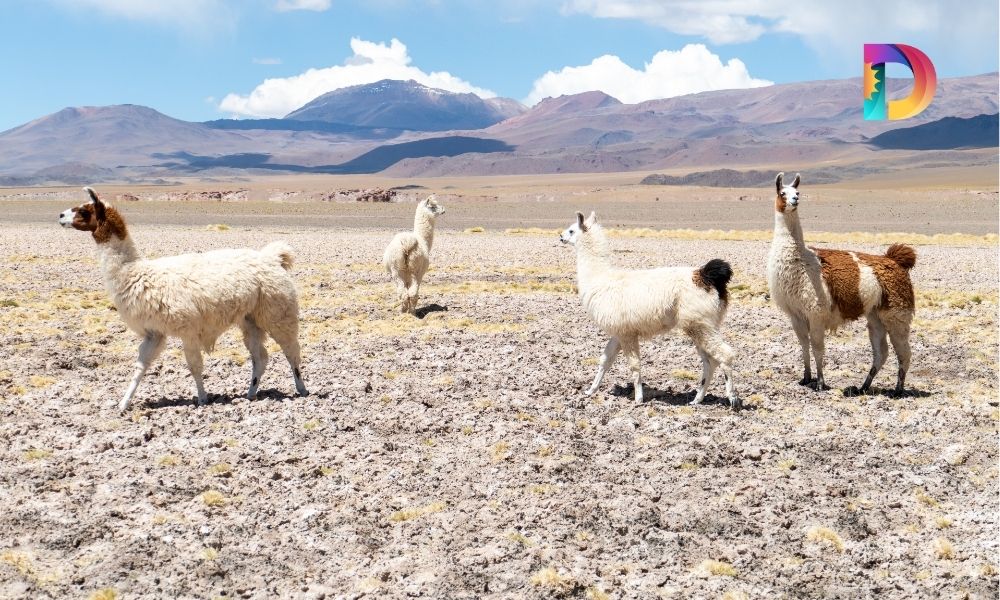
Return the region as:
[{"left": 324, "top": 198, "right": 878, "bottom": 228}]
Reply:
[{"left": 1, "top": 170, "right": 997, "bottom": 599}]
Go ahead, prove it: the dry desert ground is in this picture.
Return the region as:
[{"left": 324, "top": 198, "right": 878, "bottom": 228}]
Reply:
[{"left": 1, "top": 174, "right": 998, "bottom": 599}]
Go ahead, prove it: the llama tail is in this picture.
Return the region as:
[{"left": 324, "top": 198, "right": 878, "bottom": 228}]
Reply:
[
  {"left": 261, "top": 241, "right": 295, "bottom": 271},
  {"left": 885, "top": 243, "right": 916, "bottom": 270},
  {"left": 400, "top": 236, "right": 419, "bottom": 269},
  {"left": 699, "top": 258, "right": 733, "bottom": 303}
]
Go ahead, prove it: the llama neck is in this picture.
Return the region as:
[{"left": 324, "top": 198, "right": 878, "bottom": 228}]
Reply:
[
  {"left": 95, "top": 234, "right": 142, "bottom": 285},
  {"left": 414, "top": 211, "right": 435, "bottom": 252},
  {"left": 773, "top": 210, "right": 807, "bottom": 252},
  {"left": 576, "top": 226, "right": 612, "bottom": 289}
]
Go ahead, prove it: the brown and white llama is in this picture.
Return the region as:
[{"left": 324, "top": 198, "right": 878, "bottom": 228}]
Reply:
[
  {"left": 59, "top": 188, "right": 309, "bottom": 411},
  {"left": 767, "top": 173, "right": 916, "bottom": 394}
]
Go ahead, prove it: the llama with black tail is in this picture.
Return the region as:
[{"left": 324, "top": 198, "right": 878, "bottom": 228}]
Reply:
[{"left": 560, "top": 211, "right": 740, "bottom": 409}]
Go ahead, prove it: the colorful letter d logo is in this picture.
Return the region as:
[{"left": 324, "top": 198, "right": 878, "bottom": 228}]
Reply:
[{"left": 864, "top": 44, "right": 937, "bottom": 120}]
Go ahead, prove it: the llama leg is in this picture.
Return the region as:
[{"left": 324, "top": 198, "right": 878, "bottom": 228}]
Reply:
[
  {"left": 790, "top": 314, "right": 812, "bottom": 384},
  {"left": 621, "top": 336, "right": 643, "bottom": 402},
  {"left": 407, "top": 277, "right": 421, "bottom": 315},
  {"left": 240, "top": 316, "right": 269, "bottom": 400},
  {"left": 700, "top": 331, "right": 739, "bottom": 409},
  {"left": 690, "top": 346, "right": 717, "bottom": 405},
  {"left": 181, "top": 340, "right": 208, "bottom": 406},
  {"left": 118, "top": 331, "right": 166, "bottom": 412},
  {"left": 857, "top": 313, "right": 889, "bottom": 394},
  {"left": 584, "top": 337, "right": 620, "bottom": 396},
  {"left": 886, "top": 318, "right": 912, "bottom": 396},
  {"left": 807, "top": 319, "right": 827, "bottom": 391},
  {"left": 396, "top": 278, "right": 410, "bottom": 314},
  {"left": 269, "top": 322, "right": 309, "bottom": 397}
]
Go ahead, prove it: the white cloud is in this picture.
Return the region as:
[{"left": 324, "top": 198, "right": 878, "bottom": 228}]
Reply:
[
  {"left": 49, "top": 0, "right": 235, "bottom": 32},
  {"left": 252, "top": 57, "right": 283, "bottom": 65},
  {"left": 562, "top": 0, "right": 998, "bottom": 59},
  {"left": 274, "top": 0, "right": 331, "bottom": 11},
  {"left": 219, "top": 37, "right": 495, "bottom": 118},
  {"left": 525, "top": 44, "right": 771, "bottom": 105}
]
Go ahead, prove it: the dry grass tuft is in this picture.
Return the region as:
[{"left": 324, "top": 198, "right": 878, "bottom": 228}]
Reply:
[
  {"left": 530, "top": 566, "right": 575, "bottom": 591},
  {"left": 205, "top": 223, "right": 230, "bottom": 231},
  {"left": 199, "top": 490, "right": 227, "bottom": 507},
  {"left": 671, "top": 368, "right": 699, "bottom": 380},
  {"left": 933, "top": 537, "right": 955, "bottom": 559},
  {"left": 914, "top": 488, "right": 939, "bottom": 507},
  {"left": 88, "top": 589, "right": 118, "bottom": 600},
  {"left": 201, "top": 547, "right": 219, "bottom": 561},
  {"left": 934, "top": 516, "right": 954, "bottom": 529},
  {"left": 585, "top": 586, "right": 610, "bottom": 600},
  {"left": 22, "top": 448, "right": 52, "bottom": 461},
  {"left": 389, "top": 501, "right": 446, "bottom": 523},
  {"left": 1, "top": 550, "right": 58, "bottom": 585},
  {"left": 805, "top": 526, "right": 845, "bottom": 553},
  {"left": 506, "top": 531, "right": 534, "bottom": 546},
  {"left": 722, "top": 591, "right": 750, "bottom": 600},
  {"left": 157, "top": 454, "right": 181, "bottom": 467},
  {"left": 693, "top": 559, "right": 738, "bottom": 577},
  {"left": 464, "top": 226, "right": 486, "bottom": 233},
  {"left": 28, "top": 375, "right": 56, "bottom": 388},
  {"left": 206, "top": 463, "right": 232, "bottom": 477},
  {"left": 491, "top": 441, "right": 511, "bottom": 462}
]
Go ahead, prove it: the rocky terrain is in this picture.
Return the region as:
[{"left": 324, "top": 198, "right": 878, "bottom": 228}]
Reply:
[{"left": 0, "top": 198, "right": 996, "bottom": 598}]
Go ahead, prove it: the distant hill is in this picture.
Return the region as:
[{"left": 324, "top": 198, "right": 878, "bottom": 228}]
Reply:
[
  {"left": 866, "top": 113, "right": 999, "bottom": 150},
  {"left": 284, "top": 79, "right": 526, "bottom": 131},
  {"left": 0, "top": 73, "right": 995, "bottom": 183}
]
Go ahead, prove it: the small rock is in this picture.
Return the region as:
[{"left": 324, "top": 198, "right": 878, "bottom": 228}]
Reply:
[{"left": 742, "top": 446, "right": 763, "bottom": 461}]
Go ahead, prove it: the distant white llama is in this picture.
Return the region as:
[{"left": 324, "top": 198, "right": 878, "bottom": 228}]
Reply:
[
  {"left": 383, "top": 195, "right": 445, "bottom": 314},
  {"left": 767, "top": 172, "right": 916, "bottom": 394},
  {"left": 561, "top": 211, "right": 739, "bottom": 408},
  {"left": 59, "top": 188, "right": 308, "bottom": 411}
]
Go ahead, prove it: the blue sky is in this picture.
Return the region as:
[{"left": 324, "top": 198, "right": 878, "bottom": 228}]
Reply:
[{"left": 1, "top": 0, "right": 996, "bottom": 130}]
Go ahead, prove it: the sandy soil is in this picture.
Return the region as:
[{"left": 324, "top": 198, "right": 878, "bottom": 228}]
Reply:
[{"left": 0, "top": 194, "right": 997, "bottom": 599}]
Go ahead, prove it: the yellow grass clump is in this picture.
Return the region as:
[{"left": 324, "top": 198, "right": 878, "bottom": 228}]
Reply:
[
  {"left": 22, "top": 448, "right": 52, "bottom": 461},
  {"left": 157, "top": 454, "right": 181, "bottom": 467},
  {"left": 914, "top": 488, "right": 939, "bottom": 507},
  {"left": 933, "top": 538, "right": 955, "bottom": 559},
  {"left": 464, "top": 226, "right": 486, "bottom": 233},
  {"left": 586, "top": 586, "right": 610, "bottom": 600},
  {"left": 1, "top": 550, "right": 59, "bottom": 585},
  {"left": 389, "top": 501, "right": 446, "bottom": 523},
  {"left": 805, "top": 526, "right": 845, "bottom": 552},
  {"left": 693, "top": 559, "right": 738, "bottom": 577},
  {"left": 28, "top": 375, "right": 56, "bottom": 389},
  {"left": 530, "top": 566, "right": 575, "bottom": 591},
  {"left": 198, "top": 490, "right": 227, "bottom": 507},
  {"left": 89, "top": 589, "right": 118, "bottom": 600},
  {"left": 506, "top": 531, "right": 534, "bottom": 546},
  {"left": 206, "top": 463, "right": 232, "bottom": 477},
  {"left": 671, "top": 368, "right": 699, "bottom": 380},
  {"left": 205, "top": 223, "right": 230, "bottom": 231},
  {"left": 722, "top": 591, "right": 751, "bottom": 600}
]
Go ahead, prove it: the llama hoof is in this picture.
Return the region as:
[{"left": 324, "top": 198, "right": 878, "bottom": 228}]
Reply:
[
  {"left": 729, "top": 397, "right": 742, "bottom": 411},
  {"left": 798, "top": 377, "right": 815, "bottom": 386},
  {"left": 688, "top": 396, "right": 704, "bottom": 406},
  {"left": 246, "top": 390, "right": 257, "bottom": 400},
  {"left": 812, "top": 380, "right": 829, "bottom": 392},
  {"left": 582, "top": 387, "right": 596, "bottom": 397},
  {"left": 196, "top": 395, "right": 209, "bottom": 407},
  {"left": 297, "top": 387, "right": 310, "bottom": 397},
  {"left": 843, "top": 385, "right": 869, "bottom": 397}
]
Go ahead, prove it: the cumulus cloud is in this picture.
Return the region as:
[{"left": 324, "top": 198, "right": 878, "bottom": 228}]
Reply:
[
  {"left": 219, "top": 37, "right": 495, "bottom": 118},
  {"left": 525, "top": 44, "right": 771, "bottom": 105},
  {"left": 274, "top": 0, "right": 331, "bottom": 11},
  {"left": 562, "top": 0, "right": 998, "bottom": 59}
]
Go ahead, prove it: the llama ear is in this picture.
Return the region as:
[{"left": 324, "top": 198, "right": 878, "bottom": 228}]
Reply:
[
  {"left": 84, "top": 187, "right": 106, "bottom": 220},
  {"left": 775, "top": 172, "right": 784, "bottom": 194},
  {"left": 791, "top": 173, "right": 801, "bottom": 189},
  {"left": 586, "top": 211, "right": 597, "bottom": 226},
  {"left": 576, "top": 211, "right": 587, "bottom": 231}
]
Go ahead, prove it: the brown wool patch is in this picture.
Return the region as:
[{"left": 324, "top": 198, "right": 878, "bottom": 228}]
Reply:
[
  {"left": 92, "top": 206, "right": 128, "bottom": 244},
  {"left": 775, "top": 193, "right": 786, "bottom": 213},
  {"left": 691, "top": 269, "right": 728, "bottom": 304},
  {"left": 812, "top": 248, "right": 865, "bottom": 320},
  {"left": 856, "top": 250, "right": 915, "bottom": 311}
]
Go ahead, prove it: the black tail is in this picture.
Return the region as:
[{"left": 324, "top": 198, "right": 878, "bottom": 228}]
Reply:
[{"left": 699, "top": 259, "right": 733, "bottom": 303}]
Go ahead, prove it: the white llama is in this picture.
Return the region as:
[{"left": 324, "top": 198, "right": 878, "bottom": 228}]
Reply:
[
  {"left": 767, "top": 172, "right": 916, "bottom": 394},
  {"left": 59, "top": 188, "right": 309, "bottom": 411},
  {"left": 561, "top": 211, "right": 739, "bottom": 409},
  {"left": 383, "top": 195, "right": 445, "bottom": 314}
]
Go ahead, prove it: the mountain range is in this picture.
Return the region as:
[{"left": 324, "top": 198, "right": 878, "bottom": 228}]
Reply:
[{"left": 0, "top": 74, "right": 995, "bottom": 184}]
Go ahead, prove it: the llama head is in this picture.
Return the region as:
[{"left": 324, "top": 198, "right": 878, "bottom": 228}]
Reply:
[
  {"left": 420, "top": 195, "right": 445, "bottom": 218},
  {"left": 560, "top": 211, "right": 597, "bottom": 245},
  {"left": 774, "top": 172, "right": 801, "bottom": 213},
  {"left": 59, "top": 187, "right": 128, "bottom": 243}
]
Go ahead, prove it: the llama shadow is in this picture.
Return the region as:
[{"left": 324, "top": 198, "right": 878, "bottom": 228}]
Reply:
[
  {"left": 144, "top": 388, "right": 323, "bottom": 410},
  {"left": 415, "top": 303, "right": 448, "bottom": 319},
  {"left": 609, "top": 383, "right": 749, "bottom": 411},
  {"left": 841, "top": 385, "right": 932, "bottom": 399}
]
